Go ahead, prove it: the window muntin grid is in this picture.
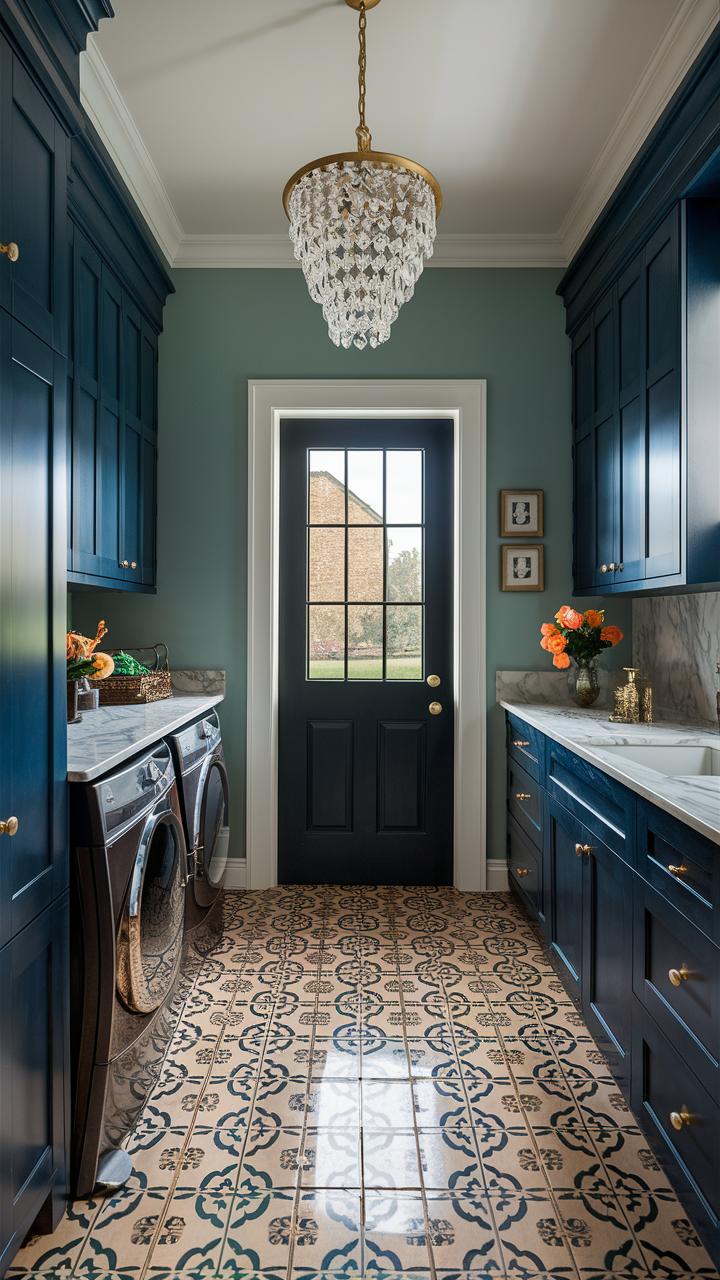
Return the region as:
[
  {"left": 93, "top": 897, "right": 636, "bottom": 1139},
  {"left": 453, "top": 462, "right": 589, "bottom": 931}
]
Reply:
[{"left": 307, "top": 449, "right": 424, "bottom": 681}]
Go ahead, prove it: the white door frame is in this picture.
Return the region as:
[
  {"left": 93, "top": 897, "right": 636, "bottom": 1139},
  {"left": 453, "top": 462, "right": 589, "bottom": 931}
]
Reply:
[{"left": 246, "top": 379, "right": 486, "bottom": 891}]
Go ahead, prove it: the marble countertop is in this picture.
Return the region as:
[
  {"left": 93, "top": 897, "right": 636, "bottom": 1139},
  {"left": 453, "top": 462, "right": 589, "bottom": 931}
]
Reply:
[
  {"left": 67, "top": 695, "right": 224, "bottom": 782},
  {"left": 499, "top": 698, "right": 719, "bottom": 846}
]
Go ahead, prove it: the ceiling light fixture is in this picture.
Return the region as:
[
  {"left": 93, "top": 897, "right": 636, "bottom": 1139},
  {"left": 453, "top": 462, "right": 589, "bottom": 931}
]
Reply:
[{"left": 283, "top": 0, "right": 441, "bottom": 350}]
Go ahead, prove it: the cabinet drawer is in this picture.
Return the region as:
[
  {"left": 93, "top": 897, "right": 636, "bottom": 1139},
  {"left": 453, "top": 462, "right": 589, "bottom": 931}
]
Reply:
[
  {"left": 633, "top": 880, "right": 720, "bottom": 1095},
  {"left": 506, "top": 713, "right": 544, "bottom": 783},
  {"left": 546, "top": 740, "right": 635, "bottom": 865},
  {"left": 507, "top": 815, "right": 541, "bottom": 916},
  {"left": 635, "top": 1008, "right": 720, "bottom": 1223},
  {"left": 638, "top": 799, "right": 719, "bottom": 945},
  {"left": 507, "top": 757, "right": 543, "bottom": 849}
]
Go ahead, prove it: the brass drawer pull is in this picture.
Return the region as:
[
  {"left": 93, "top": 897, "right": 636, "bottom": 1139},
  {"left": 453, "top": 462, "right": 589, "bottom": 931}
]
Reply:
[
  {"left": 515, "top": 868, "right": 528, "bottom": 878},
  {"left": 668, "top": 864, "right": 687, "bottom": 877},
  {"left": 669, "top": 966, "right": 690, "bottom": 986},
  {"left": 670, "top": 1107, "right": 693, "bottom": 1131},
  {"left": 515, "top": 793, "right": 531, "bottom": 801},
  {"left": 513, "top": 739, "right": 530, "bottom": 748}
]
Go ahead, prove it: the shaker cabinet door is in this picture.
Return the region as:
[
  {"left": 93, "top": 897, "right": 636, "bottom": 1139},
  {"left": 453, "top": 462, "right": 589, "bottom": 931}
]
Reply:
[
  {"left": 0, "top": 38, "right": 68, "bottom": 353},
  {"left": 546, "top": 796, "right": 584, "bottom": 995}
]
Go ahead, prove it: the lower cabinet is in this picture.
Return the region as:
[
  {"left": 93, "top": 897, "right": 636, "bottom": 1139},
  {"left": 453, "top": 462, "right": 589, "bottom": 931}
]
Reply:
[
  {"left": 0, "top": 896, "right": 70, "bottom": 1272},
  {"left": 506, "top": 711, "right": 720, "bottom": 1265}
]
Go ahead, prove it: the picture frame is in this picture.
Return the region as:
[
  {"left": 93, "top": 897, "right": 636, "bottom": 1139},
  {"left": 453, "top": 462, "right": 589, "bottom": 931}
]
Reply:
[
  {"left": 502, "top": 544, "right": 544, "bottom": 591},
  {"left": 501, "top": 489, "right": 543, "bottom": 536}
]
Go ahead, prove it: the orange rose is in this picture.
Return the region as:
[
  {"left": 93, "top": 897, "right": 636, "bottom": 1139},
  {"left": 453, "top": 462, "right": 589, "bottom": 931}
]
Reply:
[
  {"left": 540, "top": 636, "right": 550, "bottom": 650},
  {"left": 601, "top": 625, "right": 623, "bottom": 647},
  {"left": 541, "top": 623, "right": 558, "bottom": 637},
  {"left": 583, "top": 609, "right": 604, "bottom": 629},
  {"left": 91, "top": 652, "right": 115, "bottom": 679},
  {"left": 555, "top": 606, "right": 583, "bottom": 630},
  {"left": 553, "top": 652, "right": 570, "bottom": 669},
  {"left": 547, "top": 633, "right": 568, "bottom": 655}
]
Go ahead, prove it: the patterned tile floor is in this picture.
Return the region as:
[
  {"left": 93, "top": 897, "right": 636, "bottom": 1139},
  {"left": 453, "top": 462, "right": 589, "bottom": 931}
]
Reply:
[{"left": 12, "top": 887, "right": 719, "bottom": 1280}]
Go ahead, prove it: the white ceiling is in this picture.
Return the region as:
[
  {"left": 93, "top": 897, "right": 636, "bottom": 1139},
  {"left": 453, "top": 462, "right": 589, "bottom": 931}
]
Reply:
[{"left": 82, "top": 0, "right": 720, "bottom": 266}]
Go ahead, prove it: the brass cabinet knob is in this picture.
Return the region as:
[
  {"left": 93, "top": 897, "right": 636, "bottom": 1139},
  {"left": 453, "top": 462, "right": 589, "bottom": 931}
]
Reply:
[
  {"left": 618, "top": 563, "right": 624, "bottom": 571},
  {"left": 513, "top": 739, "right": 530, "bottom": 748},
  {"left": 429, "top": 702, "right": 442, "bottom": 715},
  {"left": 670, "top": 1107, "right": 693, "bottom": 1131},
  {"left": 516, "top": 793, "right": 531, "bottom": 801},
  {"left": 131, "top": 562, "right": 137, "bottom": 569},
  {"left": 0, "top": 241, "right": 19, "bottom": 262},
  {"left": 515, "top": 868, "right": 528, "bottom": 877},
  {"left": 575, "top": 842, "right": 592, "bottom": 857},
  {"left": 600, "top": 565, "right": 608, "bottom": 573},
  {"left": 427, "top": 674, "right": 440, "bottom": 688},
  {"left": 609, "top": 563, "right": 617, "bottom": 571},
  {"left": 0, "top": 817, "right": 18, "bottom": 836},
  {"left": 668, "top": 864, "right": 687, "bottom": 877},
  {"left": 669, "top": 966, "right": 690, "bottom": 986}
]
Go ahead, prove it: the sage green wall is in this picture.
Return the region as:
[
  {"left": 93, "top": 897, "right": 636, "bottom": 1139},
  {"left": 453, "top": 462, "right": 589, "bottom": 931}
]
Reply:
[{"left": 72, "top": 267, "right": 632, "bottom": 873}]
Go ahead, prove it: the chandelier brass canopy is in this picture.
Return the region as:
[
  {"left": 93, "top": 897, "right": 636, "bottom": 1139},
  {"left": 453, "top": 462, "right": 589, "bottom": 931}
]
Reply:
[{"left": 283, "top": 0, "right": 442, "bottom": 350}]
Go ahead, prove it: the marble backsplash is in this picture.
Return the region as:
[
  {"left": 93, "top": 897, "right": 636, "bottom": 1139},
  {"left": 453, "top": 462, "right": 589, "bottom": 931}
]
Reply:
[
  {"left": 170, "top": 670, "right": 226, "bottom": 696},
  {"left": 633, "top": 593, "right": 719, "bottom": 726}
]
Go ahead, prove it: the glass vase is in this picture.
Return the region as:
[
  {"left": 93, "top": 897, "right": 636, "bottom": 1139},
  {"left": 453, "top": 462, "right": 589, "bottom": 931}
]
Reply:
[{"left": 567, "top": 658, "right": 600, "bottom": 708}]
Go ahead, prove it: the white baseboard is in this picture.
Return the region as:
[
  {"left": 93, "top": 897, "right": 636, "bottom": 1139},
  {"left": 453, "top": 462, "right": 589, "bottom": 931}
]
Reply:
[
  {"left": 486, "top": 860, "right": 510, "bottom": 892},
  {"left": 223, "top": 860, "right": 247, "bottom": 890}
]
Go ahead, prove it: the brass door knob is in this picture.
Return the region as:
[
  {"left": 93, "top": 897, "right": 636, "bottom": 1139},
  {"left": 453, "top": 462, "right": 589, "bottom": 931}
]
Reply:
[
  {"left": 0, "top": 241, "right": 19, "bottom": 262},
  {"left": 0, "top": 817, "right": 18, "bottom": 836},
  {"left": 516, "top": 793, "right": 531, "bottom": 801},
  {"left": 427, "top": 675, "right": 440, "bottom": 688},
  {"left": 670, "top": 1107, "right": 692, "bottom": 1131},
  {"left": 669, "top": 966, "right": 690, "bottom": 986},
  {"left": 668, "top": 864, "right": 687, "bottom": 877},
  {"left": 515, "top": 868, "right": 528, "bottom": 877},
  {"left": 429, "top": 702, "right": 442, "bottom": 715}
]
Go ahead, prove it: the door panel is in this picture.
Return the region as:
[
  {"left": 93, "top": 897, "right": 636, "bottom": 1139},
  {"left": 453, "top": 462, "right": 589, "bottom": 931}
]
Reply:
[
  {"left": 546, "top": 797, "right": 583, "bottom": 991},
  {"left": 584, "top": 834, "right": 633, "bottom": 1091},
  {"left": 278, "top": 419, "right": 454, "bottom": 885}
]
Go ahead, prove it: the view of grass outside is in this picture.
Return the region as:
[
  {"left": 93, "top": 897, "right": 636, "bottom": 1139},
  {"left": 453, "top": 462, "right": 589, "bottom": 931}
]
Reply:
[{"left": 309, "top": 654, "right": 422, "bottom": 680}]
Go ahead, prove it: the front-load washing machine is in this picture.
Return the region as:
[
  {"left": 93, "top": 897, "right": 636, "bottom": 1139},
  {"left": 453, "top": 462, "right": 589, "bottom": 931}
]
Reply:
[
  {"left": 71, "top": 741, "right": 187, "bottom": 1196},
  {"left": 167, "top": 710, "right": 229, "bottom": 931}
]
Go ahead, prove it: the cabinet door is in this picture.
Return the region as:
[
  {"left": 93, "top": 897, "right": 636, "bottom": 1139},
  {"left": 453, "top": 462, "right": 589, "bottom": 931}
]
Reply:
[
  {"left": 0, "top": 39, "right": 68, "bottom": 353},
  {"left": 572, "top": 319, "right": 596, "bottom": 592},
  {"left": 120, "top": 297, "right": 157, "bottom": 587},
  {"left": 0, "top": 895, "right": 70, "bottom": 1268},
  {"left": 0, "top": 315, "right": 68, "bottom": 947},
  {"left": 644, "top": 210, "right": 681, "bottom": 581},
  {"left": 583, "top": 834, "right": 633, "bottom": 1094},
  {"left": 617, "top": 253, "right": 646, "bottom": 584},
  {"left": 546, "top": 796, "right": 584, "bottom": 996},
  {"left": 572, "top": 293, "right": 619, "bottom": 593}
]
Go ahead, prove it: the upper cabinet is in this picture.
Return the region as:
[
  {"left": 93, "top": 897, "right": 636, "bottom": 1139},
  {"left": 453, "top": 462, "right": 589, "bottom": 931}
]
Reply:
[
  {"left": 68, "top": 227, "right": 158, "bottom": 591},
  {"left": 0, "top": 36, "right": 68, "bottom": 354},
  {"left": 560, "top": 32, "right": 719, "bottom": 598}
]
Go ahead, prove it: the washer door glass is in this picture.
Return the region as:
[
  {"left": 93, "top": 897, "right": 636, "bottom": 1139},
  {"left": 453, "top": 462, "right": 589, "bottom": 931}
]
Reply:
[
  {"left": 199, "top": 761, "right": 229, "bottom": 892},
  {"left": 118, "top": 811, "right": 185, "bottom": 1014}
]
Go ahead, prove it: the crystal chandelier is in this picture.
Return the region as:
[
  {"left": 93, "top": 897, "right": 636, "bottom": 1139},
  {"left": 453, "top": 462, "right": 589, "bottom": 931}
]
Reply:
[{"left": 282, "top": 0, "right": 441, "bottom": 350}]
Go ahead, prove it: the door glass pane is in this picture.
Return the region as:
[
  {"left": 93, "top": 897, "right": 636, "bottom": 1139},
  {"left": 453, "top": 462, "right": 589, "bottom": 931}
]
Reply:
[
  {"left": 348, "top": 604, "right": 383, "bottom": 680},
  {"left": 309, "top": 527, "right": 345, "bottom": 601},
  {"left": 386, "top": 605, "right": 422, "bottom": 680},
  {"left": 386, "top": 451, "right": 422, "bottom": 524},
  {"left": 308, "top": 605, "right": 345, "bottom": 678},
  {"left": 309, "top": 451, "right": 345, "bottom": 524},
  {"left": 348, "top": 527, "right": 383, "bottom": 601},
  {"left": 387, "top": 528, "right": 422, "bottom": 601},
  {"left": 347, "top": 451, "right": 383, "bottom": 523}
]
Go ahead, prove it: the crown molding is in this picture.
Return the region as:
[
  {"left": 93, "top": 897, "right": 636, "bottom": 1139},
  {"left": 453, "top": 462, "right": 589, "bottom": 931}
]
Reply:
[
  {"left": 173, "top": 233, "right": 568, "bottom": 269},
  {"left": 559, "top": 0, "right": 720, "bottom": 262},
  {"left": 79, "top": 35, "right": 182, "bottom": 265}
]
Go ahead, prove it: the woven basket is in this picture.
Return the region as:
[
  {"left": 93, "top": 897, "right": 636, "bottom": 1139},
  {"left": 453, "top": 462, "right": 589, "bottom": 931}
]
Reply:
[{"left": 90, "top": 644, "right": 173, "bottom": 706}]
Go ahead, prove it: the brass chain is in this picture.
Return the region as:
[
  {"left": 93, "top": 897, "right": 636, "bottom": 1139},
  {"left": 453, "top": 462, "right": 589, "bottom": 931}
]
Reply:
[{"left": 358, "top": 1, "right": 366, "bottom": 131}]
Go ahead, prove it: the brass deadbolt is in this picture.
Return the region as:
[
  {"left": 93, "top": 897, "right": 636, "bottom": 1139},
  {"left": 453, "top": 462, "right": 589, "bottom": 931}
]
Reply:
[
  {"left": 427, "top": 675, "right": 440, "bottom": 688},
  {"left": 429, "top": 702, "right": 442, "bottom": 715}
]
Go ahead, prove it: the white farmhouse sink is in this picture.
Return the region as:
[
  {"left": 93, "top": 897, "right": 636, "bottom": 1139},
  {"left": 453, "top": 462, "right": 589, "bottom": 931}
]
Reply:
[{"left": 598, "top": 744, "right": 720, "bottom": 777}]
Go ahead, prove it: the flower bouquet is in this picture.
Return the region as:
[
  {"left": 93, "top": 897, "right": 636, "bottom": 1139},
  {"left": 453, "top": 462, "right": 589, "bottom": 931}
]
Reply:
[
  {"left": 67, "top": 621, "right": 115, "bottom": 721},
  {"left": 541, "top": 607, "right": 623, "bottom": 707}
]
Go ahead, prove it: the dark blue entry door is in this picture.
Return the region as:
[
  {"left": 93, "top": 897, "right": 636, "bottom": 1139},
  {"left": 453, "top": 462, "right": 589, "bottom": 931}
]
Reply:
[{"left": 278, "top": 419, "right": 454, "bottom": 885}]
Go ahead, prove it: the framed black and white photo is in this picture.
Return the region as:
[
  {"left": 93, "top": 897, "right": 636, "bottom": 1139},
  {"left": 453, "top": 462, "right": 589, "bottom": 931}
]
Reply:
[
  {"left": 501, "top": 489, "right": 543, "bottom": 536},
  {"left": 502, "top": 544, "right": 544, "bottom": 591}
]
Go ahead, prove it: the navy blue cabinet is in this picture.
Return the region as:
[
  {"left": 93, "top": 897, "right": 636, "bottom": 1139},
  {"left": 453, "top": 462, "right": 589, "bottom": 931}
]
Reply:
[
  {"left": 67, "top": 227, "right": 158, "bottom": 592},
  {"left": 0, "top": 36, "right": 68, "bottom": 355}
]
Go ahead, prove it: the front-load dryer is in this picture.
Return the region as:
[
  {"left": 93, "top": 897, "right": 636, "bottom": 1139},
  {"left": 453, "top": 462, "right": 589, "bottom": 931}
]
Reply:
[
  {"left": 71, "top": 742, "right": 187, "bottom": 1196},
  {"left": 167, "top": 710, "right": 229, "bottom": 931}
]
